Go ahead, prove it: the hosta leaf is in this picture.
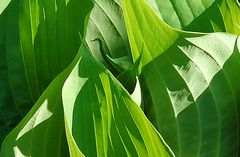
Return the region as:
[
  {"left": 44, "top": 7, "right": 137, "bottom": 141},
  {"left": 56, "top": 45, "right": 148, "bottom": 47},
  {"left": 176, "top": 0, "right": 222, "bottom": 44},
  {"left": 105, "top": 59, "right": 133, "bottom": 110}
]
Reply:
[
  {"left": 1, "top": 43, "right": 174, "bottom": 157},
  {"left": 0, "top": 0, "right": 11, "bottom": 15},
  {"left": 0, "top": 53, "right": 81, "bottom": 157},
  {"left": 219, "top": 0, "right": 240, "bottom": 34},
  {"left": 123, "top": 0, "right": 240, "bottom": 156},
  {"left": 6, "top": 0, "right": 34, "bottom": 117},
  {"left": 140, "top": 33, "right": 240, "bottom": 157},
  {"left": 85, "top": 0, "right": 140, "bottom": 95},
  {"left": 62, "top": 44, "right": 174, "bottom": 157},
  {"left": 86, "top": 0, "right": 132, "bottom": 73},
  {"left": 4, "top": 0, "right": 93, "bottom": 106},
  {"left": 123, "top": 0, "right": 179, "bottom": 68},
  {"left": 145, "top": 0, "right": 240, "bottom": 34},
  {"left": 0, "top": 10, "right": 22, "bottom": 148},
  {"left": 0, "top": 0, "right": 93, "bottom": 146}
]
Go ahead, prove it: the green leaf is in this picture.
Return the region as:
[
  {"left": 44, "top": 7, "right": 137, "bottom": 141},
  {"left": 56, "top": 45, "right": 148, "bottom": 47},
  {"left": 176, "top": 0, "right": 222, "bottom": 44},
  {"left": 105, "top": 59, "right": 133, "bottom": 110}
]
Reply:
[
  {"left": 62, "top": 44, "right": 174, "bottom": 157},
  {"left": 140, "top": 33, "right": 240, "bottom": 157},
  {"left": 122, "top": 0, "right": 240, "bottom": 156},
  {"left": 86, "top": 0, "right": 133, "bottom": 72},
  {"left": 116, "top": 53, "right": 142, "bottom": 93},
  {"left": 6, "top": 0, "right": 34, "bottom": 117},
  {"left": 145, "top": 0, "right": 240, "bottom": 34},
  {"left": 4, "top": 0, "right": 93, "bottom": 104},
  {"left": 0, "top": 10, "right": 22, "bottom": 148},
  {"left": 0, "top": 41, "right": 86, "bottom": 156},
  {"left": 0, "top": 0, "right": 11, "bottom": 15},
  {"left": 0, "top": 0, "right": 93, "bottom": 146},
  {"left": 1, "top": 43, "right": 174, "bottom": 157},
  {"left": 218, "top": 0, "right": 240, "bottom": 34},
  {"left": 0, "top": 52, "right": 80, "bottom": 157},
  {"left": 122, "top": 0, "right": 179, "bottom": 68}
]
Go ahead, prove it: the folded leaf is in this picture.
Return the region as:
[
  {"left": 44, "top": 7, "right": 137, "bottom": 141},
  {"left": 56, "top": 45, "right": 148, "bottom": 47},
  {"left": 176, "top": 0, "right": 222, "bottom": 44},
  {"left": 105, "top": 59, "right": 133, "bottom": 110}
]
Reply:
[
  {"left": 122, "top": 0, "right": 240, "bottom": 156},
  {"left": 86, "top": 0, "right": 131, "bottom": 64},
  {"left": 62, "top": 44, "right": 174, "bottom": 157},
  {"left": 1, "top": 43, "right": 175, "bottom": 157}
]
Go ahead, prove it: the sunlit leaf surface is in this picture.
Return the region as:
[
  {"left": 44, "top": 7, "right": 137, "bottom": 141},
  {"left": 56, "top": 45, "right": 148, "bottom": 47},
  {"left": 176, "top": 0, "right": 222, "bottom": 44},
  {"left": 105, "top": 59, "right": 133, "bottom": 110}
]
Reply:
[{"left": 123, "top": 0, "right": 240, "bottom": 156}]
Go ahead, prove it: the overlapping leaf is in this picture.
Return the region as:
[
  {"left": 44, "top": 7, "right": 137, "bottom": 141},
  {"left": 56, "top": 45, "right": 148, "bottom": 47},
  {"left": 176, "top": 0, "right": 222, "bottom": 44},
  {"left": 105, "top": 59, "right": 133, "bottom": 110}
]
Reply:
[
  {"left": 0, "top": 51, "right": 82, "bottom": 157},
  {"left": 85, "top": 0, "right": 140, "bottom": 94},
  {"left": 1, "top": 0, "right": 240, "bottom": 156},
  {"left": 123, "top": 0, "right": 240, "bottom": 156},
  {"left": 145, "top": 0, "right": 240, "bottom": 34},
  {"left": 1, "top": 43, "right": 175, "bottom": 157},
  {"left": 86, "top": 0, "right": 131, "bottom": 69},
  {"left": 0, "top": 0, "right": 93, "bottom": 153},
  {"left": 0, "top": 0, "right": 93, "bottom": 145},
  {"left": 62, "top": 44, "right": 173, "bottom": 157},
  {"left": 5, "top": 0, "right": 92, "bottom": 102}
]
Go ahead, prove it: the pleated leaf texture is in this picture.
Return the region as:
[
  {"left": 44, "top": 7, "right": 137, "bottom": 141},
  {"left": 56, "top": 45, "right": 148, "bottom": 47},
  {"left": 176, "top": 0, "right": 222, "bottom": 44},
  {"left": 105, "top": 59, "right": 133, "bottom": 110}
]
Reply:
[
  {"left": 1, "top": 0, "right": 240, "bottom": 156},
  {"left": 0, "top": 0, "right": 93, "bottom": 146},
  {"left": 1, "top": 43, "right": 174, "bottom": 157},
  {"left": 122, "top": 0, "right": 240, "bottom": 156}
]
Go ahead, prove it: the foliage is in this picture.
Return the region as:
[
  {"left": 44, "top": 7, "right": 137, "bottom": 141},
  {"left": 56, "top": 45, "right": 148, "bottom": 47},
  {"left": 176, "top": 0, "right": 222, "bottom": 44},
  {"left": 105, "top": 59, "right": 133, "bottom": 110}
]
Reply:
[{"left": 0, "top": 0, "right": 240, "bottom": 156}]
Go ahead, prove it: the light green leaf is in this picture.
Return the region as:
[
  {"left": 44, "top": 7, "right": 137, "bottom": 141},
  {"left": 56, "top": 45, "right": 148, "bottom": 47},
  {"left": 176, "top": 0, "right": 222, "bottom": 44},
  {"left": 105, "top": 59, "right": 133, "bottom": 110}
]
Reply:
[
  {"left": 62, "top": 44, "right": 174, "bottom": 157},
  {"left": 122, "top": 0, "right": 179, "bottom": 68},
  {"left": 218, "top": 0, "right": 240, "bottom": 34},
  {"left": 0, "top": 0, "right": 11, "bottom": 15},
  {"left": 122, "top": 0, "right": 240, "bottom": 156},
  {"left": 145, "top": 0, "right": 213, "bottom": 29},
  {"left": 1, "top": 43, "right": 174, "bottom": 157},
  {"left": 145, "top": 0, "right": 240, "bottom": 34}
]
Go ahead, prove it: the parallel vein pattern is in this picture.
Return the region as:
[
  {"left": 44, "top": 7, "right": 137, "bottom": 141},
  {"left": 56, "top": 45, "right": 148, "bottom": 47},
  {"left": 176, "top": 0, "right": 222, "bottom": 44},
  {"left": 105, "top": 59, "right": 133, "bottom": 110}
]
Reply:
[
  {"left": 145, "top": 0, "right": 240, "bottom": 34},
  {"left": 5, "top": 0, "right": 93, "bottom": 104},
  {"left": 122, "top": 0, "right": 240, "bottom": 156},
  {"left": 86, "top": 0, "right": 132, "bottom": 69},
  {"left": 1, "top": 44, "right": 84, "bottom": 157},
  {"left": 141, "top": 34, "right": 240, "bottom": 157},
  {"left": 0, "top": 0, "right": 93, "bottom": 146},
  {"left": 0, "top": 70, "right": 70, "bottom": 157},
  {"left": 0, "top": 4, "right": 25, "bottom": 148},
  {"left": 62, "top": 44, "right": 174, "bottom": 157}
]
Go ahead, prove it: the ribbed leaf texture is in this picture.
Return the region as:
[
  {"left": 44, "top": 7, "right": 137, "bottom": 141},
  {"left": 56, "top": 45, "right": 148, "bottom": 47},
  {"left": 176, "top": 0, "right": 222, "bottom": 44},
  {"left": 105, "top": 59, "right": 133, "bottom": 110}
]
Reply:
[
  {"left": 0, "top": 0, "right": 93, "bottom": 146},
  {"left": 1, "top": 44, "right": 174, "bottom": 157},
  {"left": 122, "top": 0, "right": 240, "bottom": 156},
  {"left": 145, "top": 0, "right": 240, "bottom": 34}
]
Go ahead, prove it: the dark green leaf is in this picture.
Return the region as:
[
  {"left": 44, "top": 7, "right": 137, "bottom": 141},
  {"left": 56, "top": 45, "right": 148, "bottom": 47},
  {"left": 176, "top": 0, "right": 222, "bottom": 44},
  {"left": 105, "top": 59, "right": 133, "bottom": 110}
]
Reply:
[{"left": 0, "top": 0, "right": 93, "bottom": 149}]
